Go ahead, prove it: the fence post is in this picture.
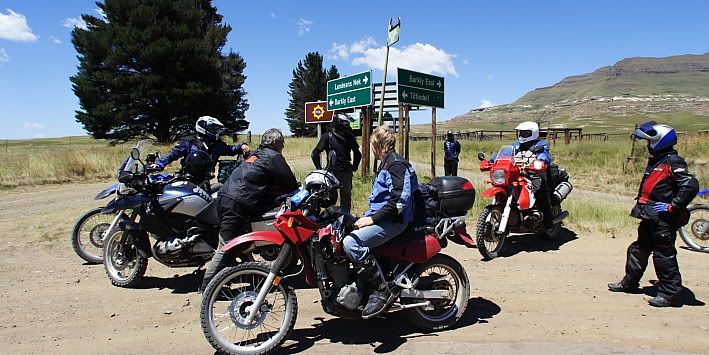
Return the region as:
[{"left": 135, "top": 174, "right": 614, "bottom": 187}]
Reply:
[{"left": 247, "top": 131, "right": 252, "bottom": 143}]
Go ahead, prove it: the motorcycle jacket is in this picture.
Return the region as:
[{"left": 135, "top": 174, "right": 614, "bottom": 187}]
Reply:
[
  {"left": 311, "top": 129, "right": 362, "bottom": 172},
  {"left": 364, "top": 151, "right": 419, "bottom": 224},
  {"left": 512, "top": 140, "right": 552, "bottom": 165},
  {"left": 156, "top": 135, "right": 245, "bottom": 169},
  {"left": 219, "top": 145, "right": 299, "bottom": 217},
  {"left": 630, "top": 149, "right": 699, "bottom": 225},
  {"left": 443, "top": 139, "right": 461, "bottom": 161}
]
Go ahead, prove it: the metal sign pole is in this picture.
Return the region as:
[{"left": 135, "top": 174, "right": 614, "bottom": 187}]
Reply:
[
  {"left": 317, "top": 123, "right": 322, "bottom": 140},
  {"left": 397, "top": 103, "right": 404, "bottom": 153},
  {"left": 431, "top": 107, "right": 436, "bottom": 178}
]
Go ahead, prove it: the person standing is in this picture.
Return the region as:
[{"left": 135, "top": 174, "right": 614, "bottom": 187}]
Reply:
[
  {"left": 443, "top": 130, "right": 461, "bottom": 176},
  {"left": 200, "top": 128, "right": 299, "bottom": 292},
  {"left": 608, "top": 121, "right": 698, "bottom": 307},
  {"left": 311, "top": 114, "right": 362, "bottom": 212}
]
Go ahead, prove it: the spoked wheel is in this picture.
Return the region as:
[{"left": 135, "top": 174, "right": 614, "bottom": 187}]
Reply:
[
  {"left": 476, "top": 205, "right": 507, "bottom": 260},
  {"left": 679, "top": 205, "right": 709, "bottom": 252},
  {"left": 71, "top": 207, "right": 113, "bottom": 264},
  {"left": 405, "top": 254, "right": 470, "bottom": 331},
  {"left": 541, "top": 205, "right": 563, "bottom": 241},
  {"left": 200, "top": 261, "right": 297, "bottom": 355},
  {"left": 103, "top": 229, "right": 148, "bottom": 287}
]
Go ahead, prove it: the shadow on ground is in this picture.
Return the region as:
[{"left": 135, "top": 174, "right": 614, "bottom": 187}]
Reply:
[
  {"left": 277, "top": 297, "right": 500, "bottom": 354},
  {"left": 493, "top": 227, "right": 578, "bottom": 259},
  {"left": 135, "top": 270, "right": 205, "bottom": 294},
  {"left": 641, "top": 281, "right": 705, "bottom": 307}
]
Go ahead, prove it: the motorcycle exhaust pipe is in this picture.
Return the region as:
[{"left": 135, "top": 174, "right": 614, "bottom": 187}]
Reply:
[{"left": 553, "top": 211, "right": 569, "bottom": 224}]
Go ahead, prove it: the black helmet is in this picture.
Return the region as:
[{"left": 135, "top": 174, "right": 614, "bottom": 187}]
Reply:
[
  {"left": 195, "top": 116, "right": 226, "bottom": 142},
  {"left": 183, "top": 150, "right": 213, "bottom": 183},
  {"left": 447, "top": 130, "right": 454, "bottom": 139}
]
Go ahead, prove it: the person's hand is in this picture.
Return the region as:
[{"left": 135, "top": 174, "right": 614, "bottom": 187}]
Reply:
[
  {"left": 240, "top": 143, "right": 251, "bottom": 156},
  {"left": 146, "top": 163, "right": 163, "bottom": 172},
  {"left": 353, "top": 217, "right": 374, "bottom": 229},
  {"left": 652, "top": 202, "right": 673, "bottom": 213}
]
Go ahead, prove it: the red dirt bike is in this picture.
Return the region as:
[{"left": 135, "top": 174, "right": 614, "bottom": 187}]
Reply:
[
  {"left": 199, "top": 166, "right": 476, "bottom": 355},
  {"left": 475, "top": 145, "right": 572, "bottom": 260}
]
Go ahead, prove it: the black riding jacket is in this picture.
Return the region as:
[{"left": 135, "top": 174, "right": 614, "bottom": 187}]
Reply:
[
  {"left": 311, "top": 129, "right": 361, "bottom": 173},
  {"left": 630, "top": 149, "right": 699, "bottom": 225}
]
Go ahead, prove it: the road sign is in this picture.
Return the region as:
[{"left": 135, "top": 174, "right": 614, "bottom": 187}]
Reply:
[
  {"left": 327, "top": 70, "right": 372, "bottom": 111},
  {"left": 397, "top": 68, "right": 444, "bottom": 108},
  {"left": 304, "top": 101, "right": 333, "bottom": 124},
  {"left": 387, "top": 18, "right": 400, "bottom": 46}
]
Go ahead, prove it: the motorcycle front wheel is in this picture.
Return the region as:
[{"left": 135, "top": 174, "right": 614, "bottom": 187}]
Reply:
[
  {"left": 405, "top": 254, "right": 470, "bottom": 331},
  {"left": 200, "top": 261, "right": 298, "bottom": 355},
  {"left": 476, "top": 205, "right": 507, "bottom": 260},
  {"left": 71, "top": 207, "right": 113, "bottom": 264},
  {"left": 679, "top": 205, "right": 709, "bottom": 252},
  {"left": 103, "top": 229, "right": 148, "bottom": 287}
]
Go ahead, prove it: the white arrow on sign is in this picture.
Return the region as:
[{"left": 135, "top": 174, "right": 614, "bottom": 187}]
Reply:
[
  {"left": 437, "top": 80, "right": 442, "bottom": 88},
  {"left": 329, "top": 99, "right": 334, "bottom": 106},
  {"left": 363, "top": 76, "right": 369, "bottom": 84},
  {"left": 402, "top": 91, "right": 408, "bottom": 99}
]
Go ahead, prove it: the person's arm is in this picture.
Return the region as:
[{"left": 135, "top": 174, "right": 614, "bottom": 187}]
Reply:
[
  {"left": 536, "top": 142, "right": 552, "bottom": 165},
  {"left": 456, "top": 141, "right": 461, "bottom": 155},
  {"left": 371, "top": 162, "right": 411, "bottom": 223},
  {"left": 310, "top": 135, "right": 328, "bottom": 170},
  {"left": 156, "top": 141, "right": 189, "bottom": 168},
  {"left": 272, "top": 154, "right": 299, "bottom": 193},
  {"left": 224, "top": 142, "right": 248, "bottom": 156},
  {"left": 669, "top": 157, "right": 699, "bottom": 210},
  {"left": 350, "top": 136, "right": 361, "bottom": 171}
]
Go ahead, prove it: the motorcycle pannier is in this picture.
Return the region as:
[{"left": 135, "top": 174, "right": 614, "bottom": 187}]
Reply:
[{"left": 431, "top": 176, "right": 475, "bottom": 217}]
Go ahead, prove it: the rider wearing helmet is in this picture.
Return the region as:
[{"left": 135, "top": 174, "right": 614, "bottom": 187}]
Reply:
[
  {"left": 609, "top": 121, "right": 698, "bottom": 307},
  {"left": 150, "top": 116, "right": 251, "bottom": 172},
  {"left": 311, "top": 113, "right": 362, "bottom": 212}
]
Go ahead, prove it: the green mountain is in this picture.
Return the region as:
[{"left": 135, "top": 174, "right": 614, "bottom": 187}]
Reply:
[{"left": 437, "top": 53, "right": 709, "bottom": 134}]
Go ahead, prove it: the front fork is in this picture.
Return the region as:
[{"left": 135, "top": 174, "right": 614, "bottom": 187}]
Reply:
[
  {"left": 497, "top": 194, "right": 514, "bottom": 234},
  {"left": 243, "top": 243, "right": 292, "bottom": 324}
]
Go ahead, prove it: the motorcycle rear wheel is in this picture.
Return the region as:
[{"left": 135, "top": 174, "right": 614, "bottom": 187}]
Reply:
[
  {"left": 476, "top": 205, "right": 506, "bottom": 260},
  {"left": 679, "top": 205, "right": 709, "bottom": 252},
  {"left": 200, "top": 261, "right": 298, "bottom": 355},
  {"left": 103, "top": 229, "right": 148, "bottom": 288},
  {"left": 71, "top": 207, "right": 112, "bottom": 264},
  {"left": 405, "top": 254, "right": 470, "bottom": 331}
]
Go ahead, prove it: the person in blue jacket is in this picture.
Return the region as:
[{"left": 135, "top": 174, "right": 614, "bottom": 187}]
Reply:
[
  {"left": 149, "top": 116, "right": 251, "bottom": 173},
  {"left": 342, "top": 125, "right": 419, "bottom": 319}
]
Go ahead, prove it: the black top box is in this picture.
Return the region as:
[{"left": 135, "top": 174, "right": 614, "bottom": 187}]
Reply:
[{"left": 431, "top": 176, "right": 476, "bottom": 217}]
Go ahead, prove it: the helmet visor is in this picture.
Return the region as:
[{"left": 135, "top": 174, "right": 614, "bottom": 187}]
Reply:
[
  {"left": 633, "top": 121, "right": 659, "bottom": 141},
  {"left": 517, "top": 130, "right": 533, "bottom": 139}
]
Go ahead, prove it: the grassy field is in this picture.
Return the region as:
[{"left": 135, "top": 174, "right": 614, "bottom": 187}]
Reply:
[{"left": 1, "top": 134, "right": 706, "bottom": 234}]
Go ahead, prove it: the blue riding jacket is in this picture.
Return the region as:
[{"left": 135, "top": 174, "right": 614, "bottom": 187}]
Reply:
[
  {"left": 156, "top": 136, "right": 245, "bottom": 169},
  {"left": 364, "top": 151, "right": 419, "bottom": 224}
]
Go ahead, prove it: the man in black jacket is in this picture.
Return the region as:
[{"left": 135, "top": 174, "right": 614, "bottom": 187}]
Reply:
[
  {"left": 608, "top": 121, "right": 699, "bottom": 307},
  {"left": 311, "top": 114, "right": 362, "bottom": 212},
  {"left": 200, "top": 128, "right": 299, "bottom": 291}
]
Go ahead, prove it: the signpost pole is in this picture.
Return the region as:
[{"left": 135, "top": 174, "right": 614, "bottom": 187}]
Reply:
[
  {"left": 397, "top": 103, "right": 404, "bottom": 153},
  {"left": 404, "top": 105, "right": 410, "bottom": 160},
  {"left": 431, "top": 107, "right": 437, "bottom": 178},
  {"left": 361, "top": 108, "right": 370, "bottom": 177},
  {"left": 378, "top": 45, "right": 390, "bottom": 127},
  {"left": 317, "top": 123, "right": 322, "bottom": 140}
]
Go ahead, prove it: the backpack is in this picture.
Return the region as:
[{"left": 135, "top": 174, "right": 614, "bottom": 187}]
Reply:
[{"left": 413, "top": 183, "right": 441, "bottom": 226}]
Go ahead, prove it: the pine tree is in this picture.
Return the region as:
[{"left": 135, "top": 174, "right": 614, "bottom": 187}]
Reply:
[
  {"left": 284, "top": 53, "right": 339, "bottom": 137},
  {"left": 70, "top": 0, "right": 249, "bottom": 143}
]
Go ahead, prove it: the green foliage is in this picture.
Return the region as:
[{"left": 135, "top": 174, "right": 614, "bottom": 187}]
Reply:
[
  {"left": 285, "top": 52, "right": 339, "bottom": 137},
  {"left": 70, "top": 0, "right": 249, "bottom": 143}
]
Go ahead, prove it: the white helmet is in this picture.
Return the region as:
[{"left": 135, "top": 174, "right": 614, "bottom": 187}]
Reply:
[
  {"left": 195, "top": 116, "right": 226, "bottom": 141},
  {"left": 515, "top": 121, "right": 540, "bottom": 144}
]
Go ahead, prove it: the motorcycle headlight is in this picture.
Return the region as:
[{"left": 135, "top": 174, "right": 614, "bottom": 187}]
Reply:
[{"left": 492, "top": 169, "right": 506, "bottom": 185}]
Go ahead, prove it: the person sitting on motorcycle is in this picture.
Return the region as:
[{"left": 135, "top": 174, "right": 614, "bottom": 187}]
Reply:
[
  {"left": 499, "top": 121, "right": 555, "bottom": 233},
  {"left": 200, "top": 128, "right": 299, "bottom": 292},
  {"left": 149, "top": 116, "right": 251, "bottom": 172},
  {"left": 342, "top": 125, "right": 419, "bottom": 319}
]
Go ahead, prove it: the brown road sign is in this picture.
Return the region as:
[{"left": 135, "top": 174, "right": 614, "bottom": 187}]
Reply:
[{"left": 304, "top": 101, "right": 333, "bottom": 124}]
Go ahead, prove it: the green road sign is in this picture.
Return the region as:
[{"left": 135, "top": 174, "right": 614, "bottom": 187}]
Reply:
[
  {"left": 397, "top": 68, "right": 444, "bottom": 108},
  {"left": 398, "top": 86, "right": 444, "bottom": 108},
  {"left": 327, "top": 88, "right": 372, "bottom": 111},
  {"left": 327, "top": 70, "right": 372, "bottom": 111}
]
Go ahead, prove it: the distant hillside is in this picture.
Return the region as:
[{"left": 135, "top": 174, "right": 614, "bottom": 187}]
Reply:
[{"left": 435, "top": 53, "right": 709, "bottom": 134}]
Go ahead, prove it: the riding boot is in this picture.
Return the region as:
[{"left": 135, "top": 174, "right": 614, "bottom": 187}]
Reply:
[{"left": 357, "top": 255, "right": 396, "bottom": 319}]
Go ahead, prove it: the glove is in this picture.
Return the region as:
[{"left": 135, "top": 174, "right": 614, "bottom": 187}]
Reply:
[
  {"left": 652, "top": 202, "right": 673, "bottom": 213},
  {"left": 147, "top": 163, "right": 163, "bottom": 172}
]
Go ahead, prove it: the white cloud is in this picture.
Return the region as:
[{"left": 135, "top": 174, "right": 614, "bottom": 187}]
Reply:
[
  {"left": 270, "top": 12, "right": 276, "bottom": 18},
  {"left": 463, "top": 58, "right": 469, "bottom": 65},
  {"left": 478, "top": 99, "right": 494, "bottom": 109},
  {"left": 0, "top": 48, "right": 8, "bottom": 63},
  {"left": 0, "top": 9, "right": 38, "bottom": 42},
  {"left": 24, "top": 122, "right": 45, "bottom": 129},
  {"left": 487, "top": 74, "right": 494, "bottom": 80},
  {"left": 297, "top": 18, "right": 312, "bottom": 36},
  {"left": 328, "top": 37, "right": 378, "bottom": 61},
  {"left": 95, "top": 8, "right": 106, "bottom": 19},
  {"left": 50, "top": 35, "right": 62, "bottom": 44},
  {"left": 63, "top": 17, "right": 87, "bottom": 30},
  {"left": 350, "top": 41, "right": 458, "bottom": 77}
]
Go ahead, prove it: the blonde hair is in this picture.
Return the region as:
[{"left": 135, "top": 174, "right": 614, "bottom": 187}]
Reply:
[{"left": 371, "top": 125, "right": 396, "bottom": 154}]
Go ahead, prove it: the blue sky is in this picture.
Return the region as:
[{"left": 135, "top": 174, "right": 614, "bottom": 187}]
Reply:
[{"left": 1, "top": 0, "right": 708, "bottom": 139}]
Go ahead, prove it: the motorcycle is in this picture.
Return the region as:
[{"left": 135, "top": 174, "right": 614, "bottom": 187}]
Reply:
[
  {"left": 199, "top": 154, "right": 476, "bottom": 355},
  {"left": 475, "top": 145, "right": 572, "bottom": 260},
  {"left": 679, "top": 189, "right": 708, "bottom": 252}
]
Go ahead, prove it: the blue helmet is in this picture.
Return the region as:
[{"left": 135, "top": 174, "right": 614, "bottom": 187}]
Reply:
[{"left": 633, "top": 121, "right": 677, "bottom": 154}]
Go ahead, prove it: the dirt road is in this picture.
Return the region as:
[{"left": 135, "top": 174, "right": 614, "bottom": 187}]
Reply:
[{"left": 0, "top": 181, "right": 707, "bottom": 354}]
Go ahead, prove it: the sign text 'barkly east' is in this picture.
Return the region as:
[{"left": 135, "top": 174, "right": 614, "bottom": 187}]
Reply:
[
  {"left": 327, "top": 70, "right": 372, "bottom": 111},
  {"left": 397, "top": 68, "right": 445, "bottom": 108}
]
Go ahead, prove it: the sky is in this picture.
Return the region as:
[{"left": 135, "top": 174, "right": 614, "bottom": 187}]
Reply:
[{"left": 1, "top": 0, "right": 708, "bottom": 139}]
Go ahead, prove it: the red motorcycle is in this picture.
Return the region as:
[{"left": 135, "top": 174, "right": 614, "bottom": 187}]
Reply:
[
  {"left": 476, "top": 145, "right": 572, "bottom": 260},
  {"left": 199, "top": 167, "right": 476, "bottom": 355}
]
